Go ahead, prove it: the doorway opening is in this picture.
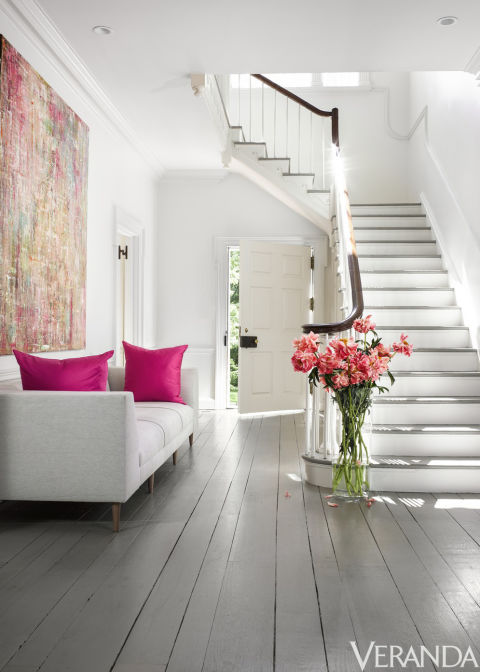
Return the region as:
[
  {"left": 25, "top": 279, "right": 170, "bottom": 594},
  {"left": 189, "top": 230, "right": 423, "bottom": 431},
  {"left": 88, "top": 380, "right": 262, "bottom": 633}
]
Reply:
[{"left": 227, "top": 246, "right": 239, "bottom": 408}]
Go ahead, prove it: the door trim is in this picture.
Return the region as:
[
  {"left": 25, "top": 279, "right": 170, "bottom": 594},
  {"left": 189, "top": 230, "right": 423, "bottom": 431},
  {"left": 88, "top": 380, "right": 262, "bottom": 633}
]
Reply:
[
  {"left": 115, "top": 207, "right": 145, "bottom": 365},
  {"left": 214, "top": 235, "right": 327, "bottom": 409}
]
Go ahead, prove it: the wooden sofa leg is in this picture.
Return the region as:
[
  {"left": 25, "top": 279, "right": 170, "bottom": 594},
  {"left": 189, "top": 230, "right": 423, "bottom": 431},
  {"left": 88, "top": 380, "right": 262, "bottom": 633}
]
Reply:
[
  {"left": 112, "top": 503, "right": 121, "bottom": 533},
  {"left": 172, "top": 449, "right": 178, "bottom": 465},
  {"left": 147, "top": 473, "right": 154, "bottom": 494},
  {"left": 189, "top": 433, "right": 194, "bottom": 447}
]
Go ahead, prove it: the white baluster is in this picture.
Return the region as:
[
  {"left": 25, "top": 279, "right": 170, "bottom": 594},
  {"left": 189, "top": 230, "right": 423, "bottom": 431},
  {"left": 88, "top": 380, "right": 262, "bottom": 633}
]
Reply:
[
  {"left": 286, "top": 98, "right": 289, "bottom": 160},
  {"left": 261, "top": 83, "right": 264, "bottom": 140},
  {"left": 322, "top": 117, "right": 326, "bottom": 190},
  {"left": 298, "top": 103, "right": 301, "bottom": 173},
  {"left": 249, "top": 75, "right": 252, "bottom": 142},
  {"left": 273, "top": 91, "right": 277, "bottom": 156},
  {"left": 237, "top": 74, "right": 241, "bottom": 127}
]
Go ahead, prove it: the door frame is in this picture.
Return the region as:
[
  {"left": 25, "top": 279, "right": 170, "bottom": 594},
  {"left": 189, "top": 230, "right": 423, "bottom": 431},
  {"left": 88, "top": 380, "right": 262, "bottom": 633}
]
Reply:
[
  {"left": 214, "top": 235, "right": 327, "bottom": 409},
  {"left": 115, "top": 207, "right": 145, "bottom": 365}
]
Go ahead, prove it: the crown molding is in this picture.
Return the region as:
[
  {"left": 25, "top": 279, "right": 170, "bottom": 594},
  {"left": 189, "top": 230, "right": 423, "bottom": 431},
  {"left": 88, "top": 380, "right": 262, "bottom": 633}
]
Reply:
[{"left": 0, "top": 0, "right": 165, "bottom": 176}]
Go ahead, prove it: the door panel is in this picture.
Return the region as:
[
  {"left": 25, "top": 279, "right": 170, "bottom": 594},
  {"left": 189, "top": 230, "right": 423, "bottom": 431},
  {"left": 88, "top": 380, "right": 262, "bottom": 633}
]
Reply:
[{"left": 238, "top": 240, "right": 311, "bottom": 413}]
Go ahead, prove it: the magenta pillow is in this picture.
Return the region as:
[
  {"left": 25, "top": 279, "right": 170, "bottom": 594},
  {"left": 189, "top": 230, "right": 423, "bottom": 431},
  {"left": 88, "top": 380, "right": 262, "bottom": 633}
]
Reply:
[
  {"left": 123, "top": 341, "right": 187, "bottom": 403},
  {"left": 13, "top": 349, "right": 114, "bottom": 391}
]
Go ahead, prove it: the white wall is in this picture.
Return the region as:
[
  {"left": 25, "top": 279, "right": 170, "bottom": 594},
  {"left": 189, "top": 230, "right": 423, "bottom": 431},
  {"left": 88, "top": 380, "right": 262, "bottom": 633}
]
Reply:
[
  {"left": 300, "top": 73, "right": 411, "bottom": 202},
  {"left": 407, "top": 71, "right": 480, "bottom": 346},
  {"left": 156, "top": 172, "right": 325, "bottom": 406},
  {"left": 0, "top": 5, "right": 160, "bottom": 379}
]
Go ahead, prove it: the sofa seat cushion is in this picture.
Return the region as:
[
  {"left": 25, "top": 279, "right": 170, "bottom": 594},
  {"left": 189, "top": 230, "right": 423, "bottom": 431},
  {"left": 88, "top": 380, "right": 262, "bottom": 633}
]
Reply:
[{"left": 135, "top": 402, "right": 194, "bottom": 467}]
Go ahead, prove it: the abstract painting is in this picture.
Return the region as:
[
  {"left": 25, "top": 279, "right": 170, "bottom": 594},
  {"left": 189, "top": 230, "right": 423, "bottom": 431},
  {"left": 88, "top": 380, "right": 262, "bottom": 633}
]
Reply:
[{"left": 0, "top": 36, "right": 89, "bottom": 355}]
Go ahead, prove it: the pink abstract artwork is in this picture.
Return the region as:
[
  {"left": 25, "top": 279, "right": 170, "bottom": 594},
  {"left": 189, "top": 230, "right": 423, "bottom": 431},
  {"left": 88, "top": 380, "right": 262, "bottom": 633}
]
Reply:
[{"left": 0, "top": 36, "right": 88, "bottom": 355}]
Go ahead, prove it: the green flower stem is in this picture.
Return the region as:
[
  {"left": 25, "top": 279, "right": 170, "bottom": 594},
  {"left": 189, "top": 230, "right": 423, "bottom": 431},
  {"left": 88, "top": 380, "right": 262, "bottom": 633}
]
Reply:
[{"left": 332, "top": 383, "right": 372, "bottom": 497}]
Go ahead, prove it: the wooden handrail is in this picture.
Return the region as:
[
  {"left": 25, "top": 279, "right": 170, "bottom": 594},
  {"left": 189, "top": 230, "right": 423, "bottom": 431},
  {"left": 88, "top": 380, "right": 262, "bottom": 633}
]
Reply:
[
  {"left": 247, "top": 73, "right": 361, "bottom": 334},
  {"left": 251, "top": 74, "right": 339, "bottom": 149},
  {"left": 302, "top": 188, "right": 364, "bottom": 334}
]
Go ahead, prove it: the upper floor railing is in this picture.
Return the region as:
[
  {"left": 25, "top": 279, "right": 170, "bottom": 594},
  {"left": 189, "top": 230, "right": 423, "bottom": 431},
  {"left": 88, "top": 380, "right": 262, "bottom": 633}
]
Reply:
[{"left": 216, "top": 74, "right": 338, "bottom": 190}]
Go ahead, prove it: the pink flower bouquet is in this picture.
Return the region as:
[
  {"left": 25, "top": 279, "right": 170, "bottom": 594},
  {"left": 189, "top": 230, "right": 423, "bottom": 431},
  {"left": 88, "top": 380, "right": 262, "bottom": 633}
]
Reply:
[{"left": 292, "top": 315, "right": 413, "bottom": 498}]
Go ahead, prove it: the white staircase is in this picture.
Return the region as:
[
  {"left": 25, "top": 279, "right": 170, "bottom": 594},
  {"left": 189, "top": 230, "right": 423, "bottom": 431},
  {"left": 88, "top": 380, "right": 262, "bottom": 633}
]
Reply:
[
  {"left": 353, "top": 203, "right": 480, "bottom": 491},
  {"left": 201, "top": 74, "right": 480, "bottom": 492}
]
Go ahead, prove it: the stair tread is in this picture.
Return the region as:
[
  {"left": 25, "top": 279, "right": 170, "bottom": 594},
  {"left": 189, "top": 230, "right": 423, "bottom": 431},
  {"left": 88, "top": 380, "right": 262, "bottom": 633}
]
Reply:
[
  {"left": 361, "top": 270, "right": 447, "bottom": 274},
  {"left": 370, "top": 456, "right": 480, "bottom": 468},
  {"left": 360, "top": 254, "right": 441, "bottom": 258},
  {"left": 282, "top": 172, "right": 315, "bottom": 177},
  {"left": 366, "top": 305, "right": 459, "bottom": 309},
  {"left": 373, "top": 424, "right": 480, "bottom": 433},
  {"left": 377, "top": 325, "right": 467, "bottom": 330},
  {"left": 355, "top": 226, "right": 431, "bottom": 230},
  {"left": 390, "top": 371, "right": 480, "bottom": 378},
  {"left": 373, "top": 396, "right": 480, "bottom": 403},
  {"left": 351, "top": 203, "right": 422, "bottom": 207},
  {"left": 303, "top": 454, "right": 480, "bottom": 467},
  {"left": 365, "top": 287, "right": 453, "bottom": 291},
  {"left": 358, "top": 240, "right": 436, "bottom": 244},
  {"left": 411, "top": 347, "right": 475, "bottom": 352}
]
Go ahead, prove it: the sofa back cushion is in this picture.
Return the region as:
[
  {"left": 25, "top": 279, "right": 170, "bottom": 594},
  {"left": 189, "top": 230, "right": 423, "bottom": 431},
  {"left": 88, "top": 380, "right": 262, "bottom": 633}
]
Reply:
[
  {"left": 123, "top": 341, "right": 187, "bottom": 403},
  {"left": 13, "top": 349, "right": 114, "bottom": 391}
]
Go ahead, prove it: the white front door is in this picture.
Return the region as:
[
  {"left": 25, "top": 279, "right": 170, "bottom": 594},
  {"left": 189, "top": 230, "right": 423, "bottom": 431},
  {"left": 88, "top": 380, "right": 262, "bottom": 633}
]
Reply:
[{"left": 238, "top": 240, "right": 312, "bottom": 414}]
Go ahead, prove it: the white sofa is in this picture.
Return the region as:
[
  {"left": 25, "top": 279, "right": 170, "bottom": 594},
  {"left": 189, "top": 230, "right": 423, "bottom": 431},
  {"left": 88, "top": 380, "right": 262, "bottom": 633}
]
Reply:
[{"left": 0, "top": 366, "right": 198, "bottom": 531}]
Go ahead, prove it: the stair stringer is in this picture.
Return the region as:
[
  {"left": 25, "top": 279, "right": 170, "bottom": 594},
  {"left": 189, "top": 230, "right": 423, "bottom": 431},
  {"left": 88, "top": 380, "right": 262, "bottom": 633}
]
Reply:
[{"left": 228, "top": 151, "right": 331, "bottom": 235}]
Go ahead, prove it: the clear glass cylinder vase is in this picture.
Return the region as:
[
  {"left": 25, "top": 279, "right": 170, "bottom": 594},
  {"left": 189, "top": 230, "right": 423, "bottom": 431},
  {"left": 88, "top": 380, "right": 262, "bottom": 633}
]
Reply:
[{"left": 331, "top": 407, "right": 371, "bottom": 501}]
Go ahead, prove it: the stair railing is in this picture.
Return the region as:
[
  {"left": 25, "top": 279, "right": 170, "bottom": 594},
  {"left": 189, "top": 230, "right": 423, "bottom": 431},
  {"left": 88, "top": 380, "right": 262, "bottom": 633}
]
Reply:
[
  {"left": 212, "top": 74, "right": 363, "bottom": 459},
  {"left": 216, "top": 74, "right": 338, "bottom": 189}
]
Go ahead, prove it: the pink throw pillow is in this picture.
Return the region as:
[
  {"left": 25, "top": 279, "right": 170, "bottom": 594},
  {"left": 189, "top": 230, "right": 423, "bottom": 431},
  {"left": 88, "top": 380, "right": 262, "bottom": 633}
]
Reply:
[
  {"left": 123, "top": 341, "right": 187, "bottom": 403},
  {"left": 13, "top": 349, "right": 114, "bottom": 391}
]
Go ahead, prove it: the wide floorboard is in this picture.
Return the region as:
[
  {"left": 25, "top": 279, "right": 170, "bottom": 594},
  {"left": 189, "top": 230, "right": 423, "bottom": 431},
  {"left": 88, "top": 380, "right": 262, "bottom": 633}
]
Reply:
[{"left": 1, "top": 411, "right": 480, "bottom": 671}]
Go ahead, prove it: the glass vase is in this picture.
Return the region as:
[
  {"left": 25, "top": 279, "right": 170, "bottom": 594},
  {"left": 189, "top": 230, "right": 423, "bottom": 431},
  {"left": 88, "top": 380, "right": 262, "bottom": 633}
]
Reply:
[{"left": 331, "top": 406, "right": 371, "bottom": 502}]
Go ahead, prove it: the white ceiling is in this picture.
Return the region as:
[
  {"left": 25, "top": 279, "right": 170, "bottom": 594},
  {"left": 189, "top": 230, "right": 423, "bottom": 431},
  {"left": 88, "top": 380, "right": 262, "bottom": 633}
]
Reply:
[{"left": 35, "top": 0, "right": 480, "bottom": 170}]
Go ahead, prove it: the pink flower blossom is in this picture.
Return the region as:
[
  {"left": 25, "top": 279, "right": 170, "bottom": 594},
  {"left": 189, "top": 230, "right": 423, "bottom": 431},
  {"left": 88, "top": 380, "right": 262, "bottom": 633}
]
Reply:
[
  {"left": 353, "top": 314, "right": 376, "bottom": 334},
  {"left": 332, "top": 372, "right": 350, "bottom": 389},
  {"left": 392, "top": 333, "right": 413, "bottom": 357},
  {"left": 329, "top": 337, "right": 358, "bottom": 359},
  {"left": 291, "top": 351, "right": 314, "bottom": 373},
  {"left": 292, "top": 331, "right": 319, "bottom": 353}
]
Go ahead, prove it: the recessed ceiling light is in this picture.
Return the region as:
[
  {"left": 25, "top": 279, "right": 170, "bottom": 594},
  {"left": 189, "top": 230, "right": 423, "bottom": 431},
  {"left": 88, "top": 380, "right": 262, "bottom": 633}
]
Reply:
[
  {"left": 92, "top": 25, "right": 113, "bottom": 35},
  {"left": 436, "top": 16, "right": 458, "bottom": 26}
]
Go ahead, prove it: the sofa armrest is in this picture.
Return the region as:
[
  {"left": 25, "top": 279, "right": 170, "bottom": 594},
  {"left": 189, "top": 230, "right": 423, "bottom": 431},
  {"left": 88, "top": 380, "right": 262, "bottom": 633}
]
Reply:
[
  {"left": 0, "top": 391, "right": 140, "bottom": 503},
  {"left": 180, "top": 368, "right": 199, "bottom": 430}
]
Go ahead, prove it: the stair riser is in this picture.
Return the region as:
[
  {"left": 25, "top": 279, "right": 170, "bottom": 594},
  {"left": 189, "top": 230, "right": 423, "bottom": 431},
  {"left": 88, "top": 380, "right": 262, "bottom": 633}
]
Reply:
[
  {"left": 355, "top": 228, "right": 433, "bottom": 242},
  {"left": 282, "top": 175, "right": 314, "bottom": 189},
  {"left": 371, "top": 433, "right": 480, "bottom": 456},
  {"left": 353, "top": 215, "right": 426, "bottom": 228},
  {"left": 360, "top": 257, "right": 443, "bottom": 271},
  {"left": 357, "top": 242, "right": 437, "bottom": 255},
  {"left": 393, "top": 351, "right": 478, "bottom": 371},
  {"left": 372, "top": 403, "right": 480, "bottom": 424},
  {"left": 234, "top": 144, "right": 266, "bottom": 159},
  {"left": 361, "top": 272, "right": 449, "bottom": 288},
  {"left": 258, "top": 158, "right": 290, "bottom": 173},
  {"left": 387, "top": 375, "right": 480, "bottom": 396},
  {"left": 364, "top": 290, "right": 455, "bottom": 307},
  {"left": 370, "top": 468, "right": 480, "bottom": 492},
  {"left": 377, "top": 329, "right": 470, "bottom": 348},
  {"left": 366, "top": 307, "right": 462, "bottom": 326},
  {"left": 350, "top": 205, "right": 423, "bottom": 216}
]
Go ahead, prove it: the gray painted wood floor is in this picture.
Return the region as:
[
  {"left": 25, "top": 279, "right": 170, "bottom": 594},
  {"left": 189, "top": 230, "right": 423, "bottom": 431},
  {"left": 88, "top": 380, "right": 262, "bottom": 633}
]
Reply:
[{"left": 1, "top": 411, "right": 480, "bottom": 671}]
